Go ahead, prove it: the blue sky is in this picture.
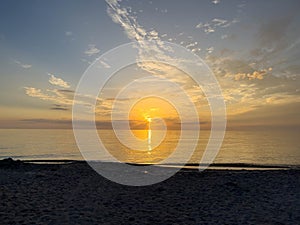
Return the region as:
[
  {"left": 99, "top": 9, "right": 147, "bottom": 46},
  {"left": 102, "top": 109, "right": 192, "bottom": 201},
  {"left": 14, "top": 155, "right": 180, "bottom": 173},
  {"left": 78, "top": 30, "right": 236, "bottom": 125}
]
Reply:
[{"left": 0, "top": 0, "right": 299, "bottom": 128}]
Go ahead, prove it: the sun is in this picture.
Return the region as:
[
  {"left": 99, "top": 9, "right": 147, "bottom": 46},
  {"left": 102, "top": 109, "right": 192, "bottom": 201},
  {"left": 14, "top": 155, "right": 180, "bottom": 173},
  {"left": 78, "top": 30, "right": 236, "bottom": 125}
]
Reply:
[
  {"left": 128, "top": 97, "right": 179, "bottom": 130},
  {"left": 144, "top": 114, "right": 152, "bottom": 123}
]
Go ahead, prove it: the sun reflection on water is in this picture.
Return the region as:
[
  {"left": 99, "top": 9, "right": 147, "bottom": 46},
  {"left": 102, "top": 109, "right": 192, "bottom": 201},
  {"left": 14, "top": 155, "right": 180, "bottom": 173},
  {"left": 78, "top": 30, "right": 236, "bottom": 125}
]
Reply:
[{"left": 146, "top": 116, "right": 152, "bottom": 153}]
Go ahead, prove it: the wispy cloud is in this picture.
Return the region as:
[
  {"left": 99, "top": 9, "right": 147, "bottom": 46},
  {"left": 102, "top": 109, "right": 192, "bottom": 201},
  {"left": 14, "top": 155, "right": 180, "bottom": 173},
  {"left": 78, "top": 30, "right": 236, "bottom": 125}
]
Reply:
[
  {"left": 196, "top": 18, "right": 238, "bottom": 34},
  {"left": 24, "top": 74, "right": 107, "bottom": 116},
  {"left": 84, "top": 44, "right": 100, "bottom": 56},
  {"left": 14, "top": 60, "right": 32, "bottom": 69},
  {"left": 81, "top": 58, "right": 92, "bottom": 65},
  {"left": 48, "top": 73, "right": 70, "bottom": 88},
  {"left": 99, "top": 60, "right": 111, "bottom": 68},
  {"left": 105, "top": 0, "right": 190, "bottom": 81},
  {"left": 65, "top": 31, "right": 73, "bottom": 36},
  {"left": 212, "top": 0, "right": 220, "bottom": 4},
  {"left": 24, "top": 87, "right": 73, "bottom": 106}
]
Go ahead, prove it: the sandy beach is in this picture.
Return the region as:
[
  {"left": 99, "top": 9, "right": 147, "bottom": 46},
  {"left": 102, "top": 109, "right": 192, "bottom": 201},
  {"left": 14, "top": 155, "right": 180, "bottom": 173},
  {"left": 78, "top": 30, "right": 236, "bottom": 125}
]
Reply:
[{"left": 0, "top": 159, "right": 299, "bottom": 225}]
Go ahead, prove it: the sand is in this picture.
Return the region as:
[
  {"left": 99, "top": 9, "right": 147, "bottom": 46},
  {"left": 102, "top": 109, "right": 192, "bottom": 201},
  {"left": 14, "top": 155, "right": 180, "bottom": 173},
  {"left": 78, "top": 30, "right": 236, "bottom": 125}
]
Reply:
[{"left": 0, "top": 159, "right": 299, "bottom": 225}]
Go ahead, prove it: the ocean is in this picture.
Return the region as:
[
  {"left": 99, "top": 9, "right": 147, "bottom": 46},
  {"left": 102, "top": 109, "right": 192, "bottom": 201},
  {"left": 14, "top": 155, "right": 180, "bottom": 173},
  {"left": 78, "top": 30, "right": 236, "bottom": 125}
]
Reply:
[{"left": 0, "top": 129, "right": 299, "bottom": 166}]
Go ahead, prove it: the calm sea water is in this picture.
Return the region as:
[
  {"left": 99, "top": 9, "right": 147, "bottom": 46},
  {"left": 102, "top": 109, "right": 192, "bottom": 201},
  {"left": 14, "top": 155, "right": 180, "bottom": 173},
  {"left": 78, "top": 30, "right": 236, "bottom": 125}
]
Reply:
[{"left": 0, "top": 129, "right": 299, "bottom": 165}]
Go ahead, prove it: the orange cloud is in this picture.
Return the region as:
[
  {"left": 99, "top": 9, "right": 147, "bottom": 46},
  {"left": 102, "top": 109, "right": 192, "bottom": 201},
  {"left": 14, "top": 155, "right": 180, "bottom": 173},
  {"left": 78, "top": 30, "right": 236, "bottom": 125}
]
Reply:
[{"left": 234, "top": 68, "right": 272, "bottom": 81}]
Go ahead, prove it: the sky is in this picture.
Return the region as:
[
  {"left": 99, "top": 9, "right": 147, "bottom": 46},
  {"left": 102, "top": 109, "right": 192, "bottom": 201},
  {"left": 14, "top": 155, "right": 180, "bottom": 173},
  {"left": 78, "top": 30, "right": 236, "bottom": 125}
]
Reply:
[{"left": 0, "top": 0, "right": 299, "bottom": 129}]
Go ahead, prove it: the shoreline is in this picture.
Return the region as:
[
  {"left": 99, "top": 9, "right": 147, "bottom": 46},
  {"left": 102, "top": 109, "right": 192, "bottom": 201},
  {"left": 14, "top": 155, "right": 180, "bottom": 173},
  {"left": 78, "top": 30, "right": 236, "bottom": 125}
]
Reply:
[
  {"left": 1, "top": 158, "right": 298, "bottom": 170},
  {"left": 1, "top": 158, "right": 299, "bottom": 224}
]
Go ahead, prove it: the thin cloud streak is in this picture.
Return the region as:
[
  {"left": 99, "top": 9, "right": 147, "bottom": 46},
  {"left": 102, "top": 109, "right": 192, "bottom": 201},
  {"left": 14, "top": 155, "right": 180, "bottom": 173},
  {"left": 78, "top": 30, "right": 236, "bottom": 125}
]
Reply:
[
  {"left": 14, "top": 60, "right": 32, "bottom": 69},
  {"left": 84, "top": 44, "right": 100, "bottom": 56}
]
